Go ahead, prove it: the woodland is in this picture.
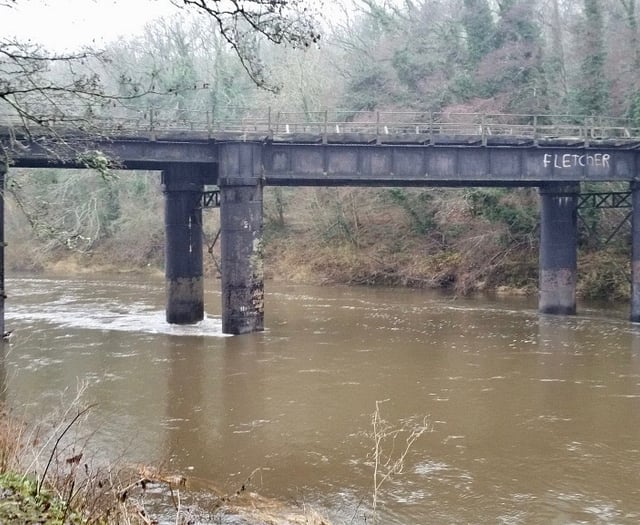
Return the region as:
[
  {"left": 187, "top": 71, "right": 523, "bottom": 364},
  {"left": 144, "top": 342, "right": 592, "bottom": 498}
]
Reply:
[{"left": 2, "top": 0, "right": 639, "bottom": 300}]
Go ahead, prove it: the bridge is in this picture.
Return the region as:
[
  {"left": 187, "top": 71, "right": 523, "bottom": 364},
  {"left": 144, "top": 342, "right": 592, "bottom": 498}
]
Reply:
[{"left": 3, "top": 108, "right": 640, "bottom": 334}]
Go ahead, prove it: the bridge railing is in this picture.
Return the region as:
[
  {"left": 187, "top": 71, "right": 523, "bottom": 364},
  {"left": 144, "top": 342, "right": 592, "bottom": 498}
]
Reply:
[
  {"left": 3, "top": 104, "right": 640, "bottom": 141},
  {"left": 264, "top": 111, "right": 640, "bottom": 140}
]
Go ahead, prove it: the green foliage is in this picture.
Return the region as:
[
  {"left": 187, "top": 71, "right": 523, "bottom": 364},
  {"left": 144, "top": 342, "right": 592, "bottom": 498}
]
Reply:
[
  {"left": 628, "top": 90, "right": 640, "bottom": 127},
  {"left": 392, "top": 46, "right": 432, "bottom": 91},
  {"left": 463, "top": 0, "right": 496, "bottom": 64},
  {"left": 337, "top": 0, "right": 468, "bottom": 111},
  {"left": 579, "top": 251, "right": 630, "bottom": 301},
  {"left": 467, "top": 188, "right": 537, "bottom": 241},
  {"left": 572, "top": 0, "right": 609, "bottom": 115},
  {"left": 477, "top": 0, "right": 545, "bottom": 112},
  {"left": 343, "top": 68, "right": 391, "bottom": 111},
  {"left": 0, "top": 472, "right": 84, "bottom": 524},
  {"left": 385, "top": 188, "right": 435, "bottom": 234},
  {"left": 496, "top": 0, "right": 541, "bottom": 46}
]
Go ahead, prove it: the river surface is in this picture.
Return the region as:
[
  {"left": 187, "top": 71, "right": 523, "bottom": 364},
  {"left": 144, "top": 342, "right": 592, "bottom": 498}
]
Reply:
[{"left": 3, "top": 274, "right": 640, "bottom": 524}]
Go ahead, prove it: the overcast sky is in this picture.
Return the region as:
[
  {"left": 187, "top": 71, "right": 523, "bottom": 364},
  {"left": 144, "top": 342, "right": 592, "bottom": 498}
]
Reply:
[
  {"left": 4, "top": 0, "right": 349, "bottom": 54},
  {"left": 4, "top": 0, "right": 182, "bottom": 51}
]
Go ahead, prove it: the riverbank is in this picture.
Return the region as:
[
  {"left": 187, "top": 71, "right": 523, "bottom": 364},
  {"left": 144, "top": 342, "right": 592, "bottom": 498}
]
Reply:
[
  {"left": 7, "top": 234, "right": 631, "bottom": 303},
  {"left": 0, "top": 405, "right": 330, "bottom": 525},
  {"left": 5, "top": 186, "right": 632, "bottom": 302},
  {"left": 0, "top": 466, "right": 331, "bottom": 525}
]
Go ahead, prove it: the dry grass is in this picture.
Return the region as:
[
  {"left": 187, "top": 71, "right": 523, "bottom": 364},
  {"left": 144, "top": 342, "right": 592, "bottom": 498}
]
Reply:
[{"left": 0, "top": 405, "right": 26, "bottom": 475}]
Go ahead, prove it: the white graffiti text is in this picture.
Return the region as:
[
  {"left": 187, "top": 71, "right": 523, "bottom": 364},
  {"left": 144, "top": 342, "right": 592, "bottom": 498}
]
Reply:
[{"left": 543, "top": 153, "right": 610, "bottom": 169}]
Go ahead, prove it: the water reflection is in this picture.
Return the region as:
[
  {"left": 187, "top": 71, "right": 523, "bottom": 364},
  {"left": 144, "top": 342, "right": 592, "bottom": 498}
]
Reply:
[
  {"left": 162, "top": 333, "right": 273, "bottom": 494},
  {"left": 164, "top": 336, "right": 208, "bottom": 471}
]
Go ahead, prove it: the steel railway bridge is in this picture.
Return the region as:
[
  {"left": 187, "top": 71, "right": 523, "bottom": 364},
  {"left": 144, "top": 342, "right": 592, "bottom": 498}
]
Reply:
[{"left": 3, "top": 109, "right": 640, "bottom": 334}]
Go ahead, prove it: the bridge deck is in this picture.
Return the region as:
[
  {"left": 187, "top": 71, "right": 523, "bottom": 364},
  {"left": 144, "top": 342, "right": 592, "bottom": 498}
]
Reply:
[{"left": 3, "top": 110, "right": 640, "bottom": 186}]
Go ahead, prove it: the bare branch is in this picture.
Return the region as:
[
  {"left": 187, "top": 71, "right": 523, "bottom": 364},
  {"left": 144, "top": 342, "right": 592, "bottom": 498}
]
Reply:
[
  {"left": 0, "top": 0, "right": 323, "bottom": 158},
  {"left": 172, "top": 0, "right": 322, "bottom": 89}
]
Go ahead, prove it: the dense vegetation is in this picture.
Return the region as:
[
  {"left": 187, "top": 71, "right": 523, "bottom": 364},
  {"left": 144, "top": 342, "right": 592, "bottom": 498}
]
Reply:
[{"left": 4, "top": 0, "right": 639, "bottom": 300}]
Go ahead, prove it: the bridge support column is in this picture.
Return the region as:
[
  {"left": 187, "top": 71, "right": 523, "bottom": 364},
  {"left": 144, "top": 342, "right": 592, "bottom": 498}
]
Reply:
[
  {"left": 219, "top": 144, "right": 264, "bottom": 335},
  {"left": 162, "top": 165, "right": 205, "bottom": 324},
  {"left": 631, "top": 182, "right": 640, "bottom": 322},
  {"left": 0, "top": 161, "right": 5, "bottom": 337},
  {"left": 539, "top": 184, "right": 579, "bottom": 316}
]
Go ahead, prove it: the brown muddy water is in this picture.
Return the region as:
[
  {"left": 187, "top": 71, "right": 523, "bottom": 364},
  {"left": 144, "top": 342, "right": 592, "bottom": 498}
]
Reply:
[{"left": 3, "top": 274, "right": 640, "bottom": 524}]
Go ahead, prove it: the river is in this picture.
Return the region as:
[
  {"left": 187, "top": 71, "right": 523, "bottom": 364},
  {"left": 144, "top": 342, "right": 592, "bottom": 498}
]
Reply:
[{"left": 3, "top": 274, "right": 640, "bottom": 524}]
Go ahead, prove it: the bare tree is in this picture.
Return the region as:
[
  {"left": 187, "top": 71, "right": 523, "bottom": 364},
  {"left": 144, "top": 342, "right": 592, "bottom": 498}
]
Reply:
[
  {"left": 1, "top": 41, "right": 112, "bottom": 134},
  {"left": 175, "top": 0, "right": 322, "bottom": 88},
  {"left": 0, "top": 0, "right": 322, "bottom": 145},
  {"left": 618, "top": 0, "right": 640, "bottom": 69}
]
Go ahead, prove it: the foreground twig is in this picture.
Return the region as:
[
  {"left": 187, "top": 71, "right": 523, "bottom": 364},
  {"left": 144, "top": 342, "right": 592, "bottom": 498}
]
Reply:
[
  {"left": 38, "top": 404, "right": 96, "bottom": 495},
  {"left": 370, "top": 400, "right": 431, "bottom": 523}
]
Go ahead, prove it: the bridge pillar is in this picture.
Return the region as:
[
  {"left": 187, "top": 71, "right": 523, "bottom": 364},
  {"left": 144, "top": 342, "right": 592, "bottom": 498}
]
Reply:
[
  {"left": 162, "top": 165, "right": 205, "bottom": 324},
  {"left": 631, "top": 182, "right": 640, "bottom": 322},
  {"left": 539, "top": 184, "right": 579, "bottom": 316},
  {"left": 219, "top": 144, "right": 264, "bottom": 335},
  {"left": 0, "top": 161, "right": 5, "bottom": 337}
]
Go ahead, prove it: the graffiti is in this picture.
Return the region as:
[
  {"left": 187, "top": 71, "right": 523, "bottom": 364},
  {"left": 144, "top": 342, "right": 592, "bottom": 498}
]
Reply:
[{"left": 543, "top": 153, "right": 611, "bottom": 169}]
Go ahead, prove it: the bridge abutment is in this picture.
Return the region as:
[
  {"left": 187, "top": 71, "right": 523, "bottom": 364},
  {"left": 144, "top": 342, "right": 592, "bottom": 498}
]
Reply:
[
  {"left": 219, "top": 144, "right": 264, "bottom": 335},
  {"left": 539, "top": 184, "right": 579, "bottom": 316},
  {"left": 162, "top": 165, "right": 206, "bottom": 324}
]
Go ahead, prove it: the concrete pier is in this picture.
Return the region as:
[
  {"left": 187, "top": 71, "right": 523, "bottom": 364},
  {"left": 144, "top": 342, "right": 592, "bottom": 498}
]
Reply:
[
  {"left": 631, "top": 182, "right": 640, "bottom": 322},
  {"left": 162, "top": 165, "right": 205, "bottom": 324},
  {"left": 539, "top": 184, "right": 579, "bottom": 315},
  {"left": 219, "top": 144, "right": 264, "bottom": 335}
]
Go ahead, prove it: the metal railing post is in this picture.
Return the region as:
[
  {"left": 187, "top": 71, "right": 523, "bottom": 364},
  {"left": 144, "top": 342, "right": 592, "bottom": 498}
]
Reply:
[
  {"left": 323, "top": 110, "right": 328, "bottom": 144},
  {"left": 428, "top": 112, "right": 434, "bottom": 144},
  {"left": 598, "top": 115, "right": 603, "bottom": 139},
  {"left": 583, "top": 116, "right": 588, "bottom": 138},
  {"left": 584, "top": 116, "right": 590, "bottom": 147}
]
